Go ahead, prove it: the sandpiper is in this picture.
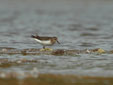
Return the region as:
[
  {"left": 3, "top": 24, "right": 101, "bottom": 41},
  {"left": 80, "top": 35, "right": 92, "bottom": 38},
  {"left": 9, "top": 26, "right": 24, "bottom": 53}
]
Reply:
[{"left": 31, "top": 34, "right": 60, "bottom": 49}]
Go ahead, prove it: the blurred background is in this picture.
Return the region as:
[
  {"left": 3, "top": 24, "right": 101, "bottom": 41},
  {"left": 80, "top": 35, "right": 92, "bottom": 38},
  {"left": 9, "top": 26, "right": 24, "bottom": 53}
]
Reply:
[{"left": 0, "top": 0, "right": 113, "bottom": 50}]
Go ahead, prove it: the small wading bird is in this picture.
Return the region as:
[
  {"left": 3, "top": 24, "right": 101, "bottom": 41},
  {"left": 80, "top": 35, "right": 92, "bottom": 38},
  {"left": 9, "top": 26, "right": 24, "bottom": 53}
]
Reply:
[{"left": 31, "top": 34, "right": 60, "bottom": 51}]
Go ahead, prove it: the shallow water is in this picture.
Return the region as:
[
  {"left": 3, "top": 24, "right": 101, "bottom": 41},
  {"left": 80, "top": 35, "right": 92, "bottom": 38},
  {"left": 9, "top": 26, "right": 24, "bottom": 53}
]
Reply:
[{"left": 0, "top": 0, "right": 113, "bottom": 78}]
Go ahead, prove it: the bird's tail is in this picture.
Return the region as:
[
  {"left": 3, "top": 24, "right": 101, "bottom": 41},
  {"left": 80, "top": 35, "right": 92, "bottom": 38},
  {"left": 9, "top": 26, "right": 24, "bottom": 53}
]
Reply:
[{"left": 31, "top": 34, "right": 39, "bottom": 38}]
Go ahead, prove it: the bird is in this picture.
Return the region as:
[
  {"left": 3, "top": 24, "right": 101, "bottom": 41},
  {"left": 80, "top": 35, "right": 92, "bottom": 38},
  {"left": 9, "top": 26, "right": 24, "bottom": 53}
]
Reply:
[{"left": 31, "top": 34, "right": 60, "bottom": 50}]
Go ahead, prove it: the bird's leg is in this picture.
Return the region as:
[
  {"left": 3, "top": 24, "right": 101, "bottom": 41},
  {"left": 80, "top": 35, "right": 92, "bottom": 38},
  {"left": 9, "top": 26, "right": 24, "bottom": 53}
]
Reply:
[
  {"left": 43, "top": 46, "right": 45, "bottom": 49},
  {"left": 40, "top": 46, "right": 46, "bottom": 51},
  {"left": 40, "top": 46, "right": 53, "bottom": 51}
]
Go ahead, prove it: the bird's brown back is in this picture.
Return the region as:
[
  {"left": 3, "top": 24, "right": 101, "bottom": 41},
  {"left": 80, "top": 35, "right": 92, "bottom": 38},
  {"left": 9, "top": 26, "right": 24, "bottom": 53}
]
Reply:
[{"left": 31, "top": 35, "right": 54, "bottom": 40}]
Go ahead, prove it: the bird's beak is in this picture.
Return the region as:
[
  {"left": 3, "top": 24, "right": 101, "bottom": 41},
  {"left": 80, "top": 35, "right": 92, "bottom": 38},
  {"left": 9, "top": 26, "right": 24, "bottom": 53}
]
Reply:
[{"left": 57, "top": 40, "right": 60, "bottom": 44}]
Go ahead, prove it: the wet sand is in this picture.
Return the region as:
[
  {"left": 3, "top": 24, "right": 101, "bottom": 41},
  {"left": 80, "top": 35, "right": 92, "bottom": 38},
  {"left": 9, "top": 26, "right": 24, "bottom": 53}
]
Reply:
[{"left": 0, "top": 74, "right": 113, "bottom": 85}]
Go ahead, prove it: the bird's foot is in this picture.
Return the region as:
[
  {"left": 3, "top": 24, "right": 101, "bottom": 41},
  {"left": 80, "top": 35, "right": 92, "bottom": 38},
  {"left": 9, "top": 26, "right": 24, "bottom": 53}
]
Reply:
[{"left": 40, "top": 48, "right": 53, "bottom": 51}]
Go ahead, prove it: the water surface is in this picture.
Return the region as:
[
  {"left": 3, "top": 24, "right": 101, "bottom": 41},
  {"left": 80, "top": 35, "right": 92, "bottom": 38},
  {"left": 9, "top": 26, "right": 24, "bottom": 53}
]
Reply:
[{"left": 0, "top": 0, "right": 113, "bottom": 78}]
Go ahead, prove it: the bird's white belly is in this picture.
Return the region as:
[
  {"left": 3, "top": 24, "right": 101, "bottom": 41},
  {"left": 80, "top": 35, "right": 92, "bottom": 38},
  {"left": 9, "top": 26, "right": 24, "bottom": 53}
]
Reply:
[{"left": 35, "top": 39, "right": 51, "bottom": 45}]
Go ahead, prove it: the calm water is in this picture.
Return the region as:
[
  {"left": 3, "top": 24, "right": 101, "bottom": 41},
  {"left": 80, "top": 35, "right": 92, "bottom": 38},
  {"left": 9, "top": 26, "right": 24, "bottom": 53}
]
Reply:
[{"left": 0, "top": 0, "right": 113, "bottom": 77}]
